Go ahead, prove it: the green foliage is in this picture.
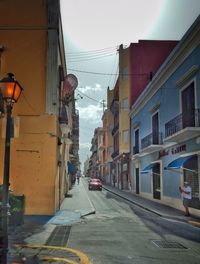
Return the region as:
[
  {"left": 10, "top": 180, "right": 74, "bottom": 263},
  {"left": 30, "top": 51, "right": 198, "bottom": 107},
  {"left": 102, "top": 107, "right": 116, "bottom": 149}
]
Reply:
[
  {"left": 9, "top": 194, "right": 24, "bottom": 212},
  {"left": 0, "top": 185, "right": 24, "bottom": 212}
]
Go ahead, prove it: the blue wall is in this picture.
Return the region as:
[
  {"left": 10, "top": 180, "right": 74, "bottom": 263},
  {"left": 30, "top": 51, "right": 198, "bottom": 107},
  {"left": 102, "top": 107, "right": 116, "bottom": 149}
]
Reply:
[{"left": 131, "top": 42, "right": 200, "bottom": 199}]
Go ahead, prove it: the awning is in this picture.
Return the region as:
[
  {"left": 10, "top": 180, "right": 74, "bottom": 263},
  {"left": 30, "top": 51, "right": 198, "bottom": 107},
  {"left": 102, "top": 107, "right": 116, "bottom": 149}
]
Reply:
[
  {"left": 67, "top": 162, "right": 76, "bottom": 174},
  {"left": 164, "top": 154, "right": 196, "bottom": 170},
  {"left": 141, "top": 163, "right": 158, "bottom": 174}
]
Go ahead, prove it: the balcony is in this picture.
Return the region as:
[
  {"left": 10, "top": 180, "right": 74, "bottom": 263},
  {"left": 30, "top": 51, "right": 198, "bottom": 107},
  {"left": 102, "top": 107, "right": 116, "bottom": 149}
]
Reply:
[
  {"left": 133, "top": 145, "right": 139, "bottom": 154},
  {"left": 112, "top": 123, "right": 119, "bottom": 136},
  {"left": 110, "top": 97, "right": 119, "bottom": 114},
  {"left": 164, "top": 109, "right": 200, "bottom": 143},
  {"left": 59, "top": 106, "right": 68, "bottom": 124},
  {"left": 141, "top": 132, "right": 163, "bottom": 154},
  {"left": 132, "top": 145, "right": 140, "bottom": 160},
  {"left": 111, "top": 149, "right": 119, "bottom": 159}
]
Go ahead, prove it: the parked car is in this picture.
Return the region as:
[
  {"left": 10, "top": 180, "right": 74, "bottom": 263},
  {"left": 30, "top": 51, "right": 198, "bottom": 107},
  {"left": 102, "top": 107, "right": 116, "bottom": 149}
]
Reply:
[{"left": 88, "top": 178, "right": 102, "bottom": 191}]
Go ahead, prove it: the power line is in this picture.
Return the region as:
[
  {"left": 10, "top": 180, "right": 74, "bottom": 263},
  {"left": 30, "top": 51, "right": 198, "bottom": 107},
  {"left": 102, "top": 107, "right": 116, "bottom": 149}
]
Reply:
[
  {"left": 68, "top": 68, "right": 150, "bottom": 76},
  {"left": 66, "top": 46, "right": 118, "bottom": 55},
  {"left": 67, "top": 52, "right": 117, "bottom": 63},
  {"left": 77, "top": 89, "right": 106, "bottom": 104}
]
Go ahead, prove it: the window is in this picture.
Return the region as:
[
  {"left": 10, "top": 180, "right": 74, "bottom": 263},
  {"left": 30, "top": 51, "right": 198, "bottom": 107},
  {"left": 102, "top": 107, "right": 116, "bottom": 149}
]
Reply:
[
  {"left": 123, "top": 98, "right": 128, "bottom": 109},
  {"left": 134, "top": 129, "right": 139, "bottom": 154},
  {"left": 122, "top": 130, "right": 128, "bottom": 144},
  {"left": 181, "top": 81, "right": 195, "bottom": 128},
  {"left": 122, "top": 67, "right": 128, "bottom": 80},
  {"left": 152, "top": 111, "right": 159, "bottom": 144},
  {"left": 108, "top": 146, "right": 113, "bottom": 155}
]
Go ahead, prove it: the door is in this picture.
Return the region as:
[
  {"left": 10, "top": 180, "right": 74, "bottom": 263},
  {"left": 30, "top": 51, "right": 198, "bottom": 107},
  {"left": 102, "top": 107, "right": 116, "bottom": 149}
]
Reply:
[
  {"left": 134, "top": 129, "right": 139, "bottom": 154},
  {"left": 136, "top": 168, "right": 140, "bottom": 194},
  {"left": 152, "top": 163, "right": 161, "bottom": 200},
  {"left": 152, "top": 112, "right": 159, "bottom": 144},
  {"left": 184, "top": 155, "right": 200, "bottom": 209},
  {"left": 182, "top": 82, "right": 195, "bottom": 128}
]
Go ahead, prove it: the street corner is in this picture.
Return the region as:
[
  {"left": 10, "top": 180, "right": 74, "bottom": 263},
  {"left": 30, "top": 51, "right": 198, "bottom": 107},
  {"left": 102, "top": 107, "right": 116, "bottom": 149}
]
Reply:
[
  {"left": 47, "top": 210, "right": 82, "bottom": 225},
  {"left": 13, "top": 244, "right": 93, "bottom": 264}
]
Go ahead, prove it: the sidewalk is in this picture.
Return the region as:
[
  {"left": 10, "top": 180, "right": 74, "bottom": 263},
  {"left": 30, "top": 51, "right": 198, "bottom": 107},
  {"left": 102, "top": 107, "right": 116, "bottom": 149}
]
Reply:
[
  {"left": 8, "top": 178, "right": 200, "bottom": 262},
  {"left": 47, "top": 178, "right": 95, "bottom": 226},
  {"left": 103, "top": 184, "right": 200, "bottom": 225},
  {"left": 8, "top": 178, "right": 94, "bottom": 263}
]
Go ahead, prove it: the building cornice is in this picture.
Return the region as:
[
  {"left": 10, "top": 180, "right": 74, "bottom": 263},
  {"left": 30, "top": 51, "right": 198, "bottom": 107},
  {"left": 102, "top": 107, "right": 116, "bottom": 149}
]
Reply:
[{"left": 129, "top": 15, "right": 200, "bottom": 119}]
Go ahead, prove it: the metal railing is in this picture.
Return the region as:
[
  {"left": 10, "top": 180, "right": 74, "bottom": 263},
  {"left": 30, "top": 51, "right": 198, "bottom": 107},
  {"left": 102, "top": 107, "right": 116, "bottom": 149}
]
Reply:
[
  {"left": 141, "top": 132, "right": 163, "bottom": 149},
  {"left": 133, "top": 145, "right": 139, "bottom": 154},
  {"left": 112, "top": 123, "right": 119, "bottom": 135},
  {"left": 111, "top": 149, "right": 119, "bottom": 159},
  {"left": 165, "top": 109, "right": 200, "bottom": 138}
]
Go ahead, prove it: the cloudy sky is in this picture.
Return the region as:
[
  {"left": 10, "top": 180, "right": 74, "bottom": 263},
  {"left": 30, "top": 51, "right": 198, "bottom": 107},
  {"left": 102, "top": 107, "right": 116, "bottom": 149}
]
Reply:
[{"left": 60, "top": 0, "right": 200, "bottom": 171}]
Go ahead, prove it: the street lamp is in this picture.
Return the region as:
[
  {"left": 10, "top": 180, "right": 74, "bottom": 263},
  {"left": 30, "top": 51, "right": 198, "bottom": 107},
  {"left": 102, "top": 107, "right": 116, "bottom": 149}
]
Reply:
[{"left": 0, "top": 73, "right": 23, "bottom": 263}]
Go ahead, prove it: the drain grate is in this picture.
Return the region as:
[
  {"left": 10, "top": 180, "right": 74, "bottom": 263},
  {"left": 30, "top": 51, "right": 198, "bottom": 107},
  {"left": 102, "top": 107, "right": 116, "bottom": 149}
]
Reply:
[
  {"left": 46, "top": 225, "right": 71, "bottom": 246},
  {"left": 152, "top": 240, "right": 187, "bottom": 249}
]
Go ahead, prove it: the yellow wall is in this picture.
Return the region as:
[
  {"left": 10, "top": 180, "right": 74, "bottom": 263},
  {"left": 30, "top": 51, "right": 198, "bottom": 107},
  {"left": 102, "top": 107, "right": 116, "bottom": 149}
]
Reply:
[
  {"left": 119, "top": 47, "right": 130, "bottom": 153},
  {"left": 0, "top": 0, "right": 62, "bottom": 215},
  {"left": 107, "top": 88, "right": 114, "bottom": 153}
]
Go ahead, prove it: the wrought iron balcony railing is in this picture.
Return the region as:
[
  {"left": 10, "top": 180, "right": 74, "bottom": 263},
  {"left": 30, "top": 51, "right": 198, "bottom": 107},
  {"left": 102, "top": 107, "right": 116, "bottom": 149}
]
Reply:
[
  {"left": 141, "top": 132, "right": 163, "bottom": 150},
  {"left": 165, "top": 109, "right": 200, "bottom": 138},
  {"left": 133, "top": 145, "right": 139, "bottom": 155},
  {"left": 112, "top": 123, "right": 119, "bottom": 136},
  {"left": 111, "top": 149, "right": 119, "bottom": 159}
]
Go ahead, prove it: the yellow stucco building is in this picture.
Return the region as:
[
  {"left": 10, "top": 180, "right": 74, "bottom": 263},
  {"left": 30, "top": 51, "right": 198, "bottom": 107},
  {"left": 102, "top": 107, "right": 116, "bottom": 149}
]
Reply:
[{"left": 0, "top": 0, "right": 72, "bottom": 215}]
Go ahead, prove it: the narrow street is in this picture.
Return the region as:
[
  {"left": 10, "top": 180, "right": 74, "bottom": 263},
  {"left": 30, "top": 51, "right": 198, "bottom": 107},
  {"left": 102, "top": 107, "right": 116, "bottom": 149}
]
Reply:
[{"left": 66, "top": 179, "right": 200, "bottom": 264}]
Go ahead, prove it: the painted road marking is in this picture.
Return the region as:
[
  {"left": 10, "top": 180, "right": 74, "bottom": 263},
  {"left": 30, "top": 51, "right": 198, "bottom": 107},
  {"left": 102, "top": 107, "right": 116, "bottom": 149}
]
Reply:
[{"left": 15, "top": 244, "right": 92, "bottom": 264}]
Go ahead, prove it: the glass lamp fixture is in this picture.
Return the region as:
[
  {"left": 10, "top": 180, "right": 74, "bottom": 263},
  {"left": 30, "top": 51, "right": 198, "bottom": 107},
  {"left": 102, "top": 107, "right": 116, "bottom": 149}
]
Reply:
[{"left": 0, "top": 73, "right": 23, "bottom": 105}]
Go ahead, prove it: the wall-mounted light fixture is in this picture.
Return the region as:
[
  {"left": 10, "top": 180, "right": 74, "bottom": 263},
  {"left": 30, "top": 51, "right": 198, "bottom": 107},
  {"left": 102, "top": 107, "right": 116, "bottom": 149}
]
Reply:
[{"left": 0, "top": 73, "right": 23, "bottom": 263}]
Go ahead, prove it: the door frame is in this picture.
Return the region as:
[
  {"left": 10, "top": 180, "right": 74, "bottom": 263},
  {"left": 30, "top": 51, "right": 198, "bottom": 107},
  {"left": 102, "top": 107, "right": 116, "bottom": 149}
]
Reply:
[
  {"left": 151, "top": 110, "right": 160, "bottom": 145},
  {"left": 151, "top": 160, "right": 162, "bottom": 200},
  {"left": 180, "top": 78, "right": 197, "bottom": 126}
]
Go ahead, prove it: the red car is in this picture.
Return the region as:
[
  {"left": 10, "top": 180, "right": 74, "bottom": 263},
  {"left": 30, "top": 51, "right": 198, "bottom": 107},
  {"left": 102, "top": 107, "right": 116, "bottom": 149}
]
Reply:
[{"left": 88, "top": 178, "right": 102, "bottom": 191}]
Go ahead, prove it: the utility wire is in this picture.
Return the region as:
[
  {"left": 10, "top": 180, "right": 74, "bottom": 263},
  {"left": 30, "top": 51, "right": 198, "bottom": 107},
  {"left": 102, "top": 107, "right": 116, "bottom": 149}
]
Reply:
[
  {"left": 67, "top": 50, "right": 117, "bottom": 58},
  {"left": 77, "top": 89, "right": 105, "bottom": 104},
  {"left": 66, "top": 46, "right": 118, "bottom": 55},
  {"left": 21, "top": 91, "right": 39, "bottom": 114},
  {"left": 67, "top": 53, "right": 117, "bottom": 63},
  {"left": 68, "top": 68, "right": 150, "bottom": 76}
]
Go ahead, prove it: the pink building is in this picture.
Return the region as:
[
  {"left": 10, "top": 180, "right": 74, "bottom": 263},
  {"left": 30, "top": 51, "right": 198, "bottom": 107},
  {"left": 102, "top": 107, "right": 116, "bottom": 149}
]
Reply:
[{"left": 129, "top": 40, "right": 178, "bottom": 105}]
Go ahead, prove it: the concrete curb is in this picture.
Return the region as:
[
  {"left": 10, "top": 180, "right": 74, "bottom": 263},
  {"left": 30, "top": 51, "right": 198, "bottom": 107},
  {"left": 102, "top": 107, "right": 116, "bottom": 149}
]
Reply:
[
  {"left": 103, "top": 186, "right": 200, "bottom": 226},
  {"left": 103, "top": 186, "right": 163, "bottom": 217}
]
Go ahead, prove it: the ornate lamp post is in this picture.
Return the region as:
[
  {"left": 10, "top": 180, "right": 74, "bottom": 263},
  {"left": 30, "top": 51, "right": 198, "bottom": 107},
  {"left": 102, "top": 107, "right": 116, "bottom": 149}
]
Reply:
[{"left": 0, "top": 73, "right": 23, "bottom": 263}]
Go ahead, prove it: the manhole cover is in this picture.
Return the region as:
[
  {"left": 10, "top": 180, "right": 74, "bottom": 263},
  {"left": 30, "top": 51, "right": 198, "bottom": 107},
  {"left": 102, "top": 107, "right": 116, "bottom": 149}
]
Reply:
[{"left": 152, "top": 240, "right": 187, "bottom": 249}]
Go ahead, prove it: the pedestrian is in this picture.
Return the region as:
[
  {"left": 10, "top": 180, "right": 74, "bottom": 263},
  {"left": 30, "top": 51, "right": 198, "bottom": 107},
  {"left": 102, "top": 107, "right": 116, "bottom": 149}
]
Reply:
[
  {"left": 77, "top": 174, "right": 80, "bottom": 184},
  {"left": 179, "top": 181, "right": 192, "bottom": 216}
]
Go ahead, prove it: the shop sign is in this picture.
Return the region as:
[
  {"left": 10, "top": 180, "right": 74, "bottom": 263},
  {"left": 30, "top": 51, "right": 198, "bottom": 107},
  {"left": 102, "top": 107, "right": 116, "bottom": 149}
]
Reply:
[{"left": 159, "top": 144, "right": 186, "bottom": 158}]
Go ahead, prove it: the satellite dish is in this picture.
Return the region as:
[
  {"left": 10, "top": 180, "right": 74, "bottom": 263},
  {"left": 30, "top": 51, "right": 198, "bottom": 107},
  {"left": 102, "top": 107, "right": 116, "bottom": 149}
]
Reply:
[
  {"left": 63, "top": 74, "right": 78, "bottom": 98},
  {"left": 66, "top": 74, "right": 78, "bottom": 90}
]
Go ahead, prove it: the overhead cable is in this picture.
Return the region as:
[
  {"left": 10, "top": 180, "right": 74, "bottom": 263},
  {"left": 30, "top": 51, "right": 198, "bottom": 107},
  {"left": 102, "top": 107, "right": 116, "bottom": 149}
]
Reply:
[{"left": 68, "top": 68, "right": 150, "bottom": 76}]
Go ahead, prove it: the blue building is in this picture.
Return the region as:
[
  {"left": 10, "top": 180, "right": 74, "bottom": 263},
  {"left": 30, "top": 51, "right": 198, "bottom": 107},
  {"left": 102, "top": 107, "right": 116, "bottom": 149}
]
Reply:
[{"left": 129, "top": 15, "right": 200, "bottom": 216}]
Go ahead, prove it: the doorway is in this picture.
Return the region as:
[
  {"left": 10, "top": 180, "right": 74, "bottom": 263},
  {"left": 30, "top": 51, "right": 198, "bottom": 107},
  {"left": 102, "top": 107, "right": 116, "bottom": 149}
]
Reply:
[
  {"left": 136, "top": 168, "right": 140, "bottom": 194},
  {"left": 152, "top": 112, "right": 159, "bottom": 144},
  {"left": 152, "top": 163, "right": 161, "bottom": 200},
  {"left": 184, "top": 155, "right": 200, "bottom": 209},
  {"left": 181, "top": 82, "right": 195, "bottom": 128}
]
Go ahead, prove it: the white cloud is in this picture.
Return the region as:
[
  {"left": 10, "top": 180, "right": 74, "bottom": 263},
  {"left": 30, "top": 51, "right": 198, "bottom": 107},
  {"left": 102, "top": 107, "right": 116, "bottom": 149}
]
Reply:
[
  {"left": 79, "top": 84, "right": 102, "bottom": 94},
  {"left": 79, "top": 142, "right": 91, "bottom": 149},
  {"left": 94, "top": 83, "right": 102, "bottom": 91},
  {"left": 77, "top": 104, "right": 103, "bottom": 122}
]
